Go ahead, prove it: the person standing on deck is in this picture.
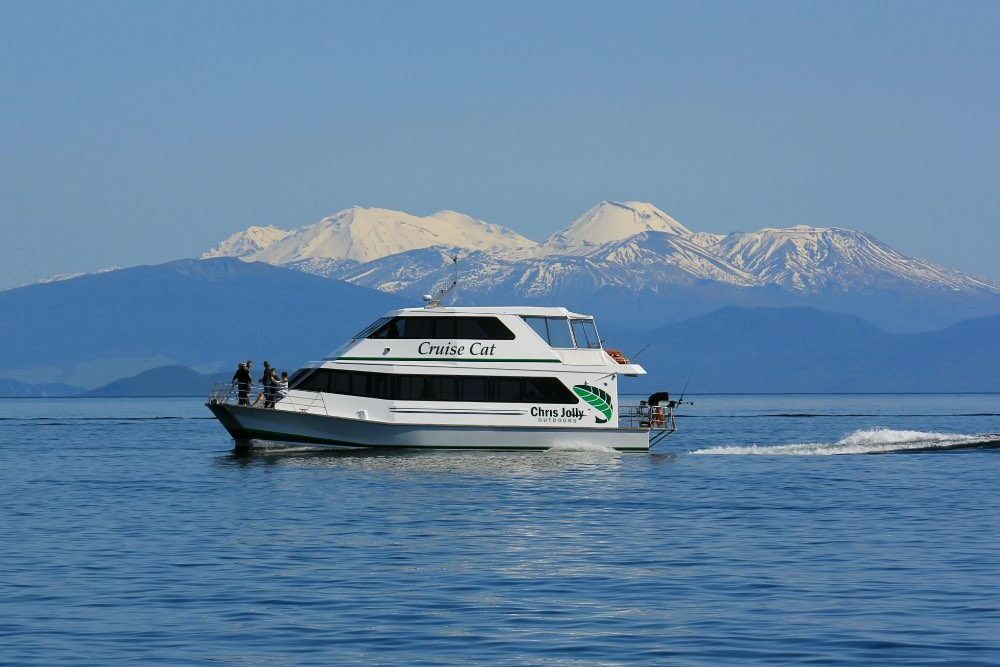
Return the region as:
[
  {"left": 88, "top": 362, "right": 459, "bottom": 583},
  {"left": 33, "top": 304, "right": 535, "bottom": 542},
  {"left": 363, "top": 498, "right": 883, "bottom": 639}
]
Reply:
[
  {"left": 232, "top": 362, "right": 252, "bottom": 406},
  {"left": 259, "top": 361, "right": 274, "bottom": 408},
  {"left": 275, "top": 371, "right": 289, "bottom": 402},
  {"left": 264, "top": 367, "right": 280, "bottom": 408}
]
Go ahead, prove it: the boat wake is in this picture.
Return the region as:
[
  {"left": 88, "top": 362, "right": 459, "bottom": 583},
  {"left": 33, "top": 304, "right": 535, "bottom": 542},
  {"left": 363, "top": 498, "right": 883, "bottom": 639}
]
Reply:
[
  {"left": 546, "top": 441, "right": 620, "bottom": 454},
  {"left": 690, "top": 428, "right": 1000, "bottom": 456}
]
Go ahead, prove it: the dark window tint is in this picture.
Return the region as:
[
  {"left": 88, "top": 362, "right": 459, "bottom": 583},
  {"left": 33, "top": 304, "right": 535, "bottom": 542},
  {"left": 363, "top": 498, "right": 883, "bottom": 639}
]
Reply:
[
  {"left": 462, "top": 376, "right": 489, "bottom": 402},
  {"left": 331, "top": 370, "right": 350, "bottom": 394},
  {"left": 291, "top": 370, "right": 578, "bottom": 404},
  {"left": 353, "top": 317, "right": 390, "bottom": 339},
  {"left": 371, "top": 316, "right": 513, "bottom": 340},
  {"left": 492, "top": 377, "right": 521, "bottom": 403},
  {"left": 371, "top": 318, "right": 405, "bottom": 339},
  {"left": 288, "top": 369, "right": 311, "bottom": 387},
  {"left": 456, "top": 317, "right": 514, "bottom": 339}
]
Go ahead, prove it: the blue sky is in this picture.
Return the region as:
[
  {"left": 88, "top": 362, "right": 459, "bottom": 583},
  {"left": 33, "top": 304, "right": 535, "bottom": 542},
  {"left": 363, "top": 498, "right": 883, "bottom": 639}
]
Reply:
[{"left": 2, "top": 0, "right": 998, "bottom": 288}]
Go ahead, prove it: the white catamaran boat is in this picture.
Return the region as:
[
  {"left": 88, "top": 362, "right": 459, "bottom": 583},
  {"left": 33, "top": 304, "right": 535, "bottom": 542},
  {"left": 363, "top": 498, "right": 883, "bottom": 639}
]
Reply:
[{"left": 207, "top": 305, "right": 679, "bottom": 452}]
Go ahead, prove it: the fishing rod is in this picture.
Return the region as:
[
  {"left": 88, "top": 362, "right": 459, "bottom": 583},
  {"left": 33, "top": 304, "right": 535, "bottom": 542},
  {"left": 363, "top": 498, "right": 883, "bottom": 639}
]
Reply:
[
  {"left": 629, "top": 343, "right": 651, "bottom": 361},
  {"left": 671, "top": 371, "right": 695, "bottom": 408}
]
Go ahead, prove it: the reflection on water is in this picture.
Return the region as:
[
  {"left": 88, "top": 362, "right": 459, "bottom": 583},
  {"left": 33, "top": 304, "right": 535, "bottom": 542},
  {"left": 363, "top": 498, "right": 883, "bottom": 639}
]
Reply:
[
  {"left": 2, "top": 395, "right": 999, "bottom": 665},
  {"left": 219, "top": 442, "right": 631, "bottom": 477}
]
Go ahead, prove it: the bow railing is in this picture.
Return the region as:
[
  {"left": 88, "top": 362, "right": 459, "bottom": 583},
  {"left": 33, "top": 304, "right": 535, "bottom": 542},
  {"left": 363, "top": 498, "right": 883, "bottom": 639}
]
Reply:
[{"left": 207, "top": 382, "right": 330, "bottom": 415}]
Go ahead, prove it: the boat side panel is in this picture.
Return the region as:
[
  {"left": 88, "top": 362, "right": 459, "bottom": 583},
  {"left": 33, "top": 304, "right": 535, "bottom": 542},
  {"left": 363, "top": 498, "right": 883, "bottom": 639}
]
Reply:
[{"left": 210, "top": 404, "right": 649, "bottom": 452}]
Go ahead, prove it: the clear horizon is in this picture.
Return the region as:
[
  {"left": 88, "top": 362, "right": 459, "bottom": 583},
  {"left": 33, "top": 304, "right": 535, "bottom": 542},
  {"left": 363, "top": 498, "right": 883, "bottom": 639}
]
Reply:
[{"left": 2, "top": 1, "right": 998, "bottom": 289}]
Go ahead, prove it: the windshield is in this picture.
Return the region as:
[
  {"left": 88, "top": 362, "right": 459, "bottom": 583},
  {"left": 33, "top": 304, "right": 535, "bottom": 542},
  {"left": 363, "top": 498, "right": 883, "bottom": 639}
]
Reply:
[
  {"left": 571, "top": 318, "right": 601, "bottom": 349},
  {"left": 522, "top": 316, "right": 575, "bottom": 348}
]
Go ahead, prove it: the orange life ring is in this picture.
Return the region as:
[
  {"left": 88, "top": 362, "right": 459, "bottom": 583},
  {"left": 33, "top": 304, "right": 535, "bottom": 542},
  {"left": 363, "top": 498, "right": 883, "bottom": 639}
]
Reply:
[{"left": 606, "top": 348, "right": 630, "bottom": 364}]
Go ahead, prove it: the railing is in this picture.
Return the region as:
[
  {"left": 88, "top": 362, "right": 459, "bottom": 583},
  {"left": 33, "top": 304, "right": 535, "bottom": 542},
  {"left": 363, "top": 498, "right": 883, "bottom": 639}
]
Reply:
[
  {"left": 207, "top": 382, "right": 330, "bottom": 415},
  {"left": 618, "top": 404, "right": 676, "bottom": 432}
]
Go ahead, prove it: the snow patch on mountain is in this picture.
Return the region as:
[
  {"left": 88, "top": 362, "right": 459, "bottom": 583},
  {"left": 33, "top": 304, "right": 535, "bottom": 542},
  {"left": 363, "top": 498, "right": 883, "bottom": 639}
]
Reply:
[
  {"left": 706, "top": 226, "right": 1000, "bottom": 292},
  {"left": 688, "top": 232, "right": 726, "bottom": 249},
  {"left": 539, "top": 201, "right": 691, "bottom": 255},
  {"left": 13, "top": 267, "right": 122, "bottom": 290},
  {"left": 284, "top": 257, "right": 361, "bottom": 278},
  {"left": 201, "top": 226, "right": 291, "bottom": 259},
  {"left": 579, "top": 231, "right": 760, "bottom": 287},
  {"left": 205, "top": 206, "right": 536, "bottom": 266},
  {"left": 339, "top": 230, "right": 761, "bottom": 300}
]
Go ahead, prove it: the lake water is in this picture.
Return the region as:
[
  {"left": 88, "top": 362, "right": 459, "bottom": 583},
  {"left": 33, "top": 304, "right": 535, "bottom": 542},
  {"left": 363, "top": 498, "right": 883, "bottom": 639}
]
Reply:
[{"left": 2, "top": 395, "right": 999, "bottom": 665}]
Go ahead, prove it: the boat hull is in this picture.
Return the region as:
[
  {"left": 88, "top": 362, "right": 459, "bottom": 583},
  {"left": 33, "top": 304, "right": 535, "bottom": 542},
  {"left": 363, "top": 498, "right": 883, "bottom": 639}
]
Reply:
[{"left": 207, "top": 403, "right": 650, "bottom": 452}]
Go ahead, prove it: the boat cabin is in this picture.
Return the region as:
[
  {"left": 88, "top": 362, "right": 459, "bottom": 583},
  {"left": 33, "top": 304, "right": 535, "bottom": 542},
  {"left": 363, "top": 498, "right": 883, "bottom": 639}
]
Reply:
[{"left": 279, "top": 306, "right": 645, "bottom": 429}]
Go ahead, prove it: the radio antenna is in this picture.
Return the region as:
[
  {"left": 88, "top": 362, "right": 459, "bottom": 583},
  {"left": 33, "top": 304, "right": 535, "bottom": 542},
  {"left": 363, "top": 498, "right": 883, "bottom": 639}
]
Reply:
[{"left": 423, "top": 254, "right": 459, "bottom": 308}]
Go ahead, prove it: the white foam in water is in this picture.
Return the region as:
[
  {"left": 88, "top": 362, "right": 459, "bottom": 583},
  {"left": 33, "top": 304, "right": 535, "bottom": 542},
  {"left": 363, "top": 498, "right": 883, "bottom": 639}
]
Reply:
[
  {"left": 691, "top": 428, "right": 996, "bottom": 456},
  {"left": 248, "top": 442, "right": 332, "bottom": 454},
  {"left": 546, "top": 441, "right": 620, "bottom": 454}
]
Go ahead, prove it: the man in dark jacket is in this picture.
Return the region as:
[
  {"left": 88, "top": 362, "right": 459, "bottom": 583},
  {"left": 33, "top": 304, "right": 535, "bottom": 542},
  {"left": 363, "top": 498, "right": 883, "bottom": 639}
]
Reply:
[
  {"left": 232, "top": 362, "right": 252, "bottom": 406},
  {"left": 259, "top": 361, "right": 274, "bottom": 407}
]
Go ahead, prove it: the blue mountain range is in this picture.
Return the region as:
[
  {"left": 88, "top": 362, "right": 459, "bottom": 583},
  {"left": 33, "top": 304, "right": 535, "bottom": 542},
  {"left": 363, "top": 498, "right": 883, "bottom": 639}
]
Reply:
[{"left": 1, "top": 255, "right": 997, "bottom": 394}]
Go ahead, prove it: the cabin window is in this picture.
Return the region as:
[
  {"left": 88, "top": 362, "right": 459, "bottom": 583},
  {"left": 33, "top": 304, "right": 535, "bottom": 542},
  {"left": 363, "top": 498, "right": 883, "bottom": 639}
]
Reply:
[
  {"left": 521, "top": 316, "right": 575, "bottom": 348},
  {"left": 522, "top": 316, "right": 549, "bottom": 343},
  {"left": 352, "top": 317, "right": 391, "bottom": 340},
  {"left": 571, "top": 318, "right": 601, "bottom": 349},
  {"left": 287, "top": 368, "right": 312, "bottom": 387},
  {"left": 291, "top": 370, "right": 578, "bottom": 404},
  {"left": 462, "top": 376, "right": 489, "bottom": 402},
  {"left": 456, "top": 317, "right": 514, "bottom": 340},
  {"left": 369, "top": 316, "right": 514, "bottom": 340}
]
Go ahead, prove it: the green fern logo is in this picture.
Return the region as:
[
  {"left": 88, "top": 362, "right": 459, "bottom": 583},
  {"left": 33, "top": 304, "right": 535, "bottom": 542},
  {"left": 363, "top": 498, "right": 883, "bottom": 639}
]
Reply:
[{"left": 572, "top": 384, "right": 613, "bottom": 424}]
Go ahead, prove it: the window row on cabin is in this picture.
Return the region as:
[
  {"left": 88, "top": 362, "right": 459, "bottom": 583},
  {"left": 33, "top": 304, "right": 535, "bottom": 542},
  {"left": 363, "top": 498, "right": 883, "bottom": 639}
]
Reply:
[
  {"left": 291, "top": 369, "right": 579, "bottom": 404},
  {"left": 521, "top": 316, "right": 601, "bottom": 349},
  {"left": 356, "top": 314, "right": 603, "bottom": 349},
  {"left": 368, "top": 316, "right": 516, "bottom": 340}
]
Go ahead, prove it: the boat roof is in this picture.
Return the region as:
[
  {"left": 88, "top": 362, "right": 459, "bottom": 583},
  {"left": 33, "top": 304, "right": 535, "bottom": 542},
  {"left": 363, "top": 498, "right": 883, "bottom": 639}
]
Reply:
[{"left": 390, "top": 306, "right": 591, "bottom": 318}]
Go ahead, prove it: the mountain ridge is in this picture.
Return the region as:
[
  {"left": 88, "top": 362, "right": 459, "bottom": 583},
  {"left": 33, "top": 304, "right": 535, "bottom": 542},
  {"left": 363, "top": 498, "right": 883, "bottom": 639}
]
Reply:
[
  {"left": 204, "top": 206, "right": 536, "bottom": 265},
  {"left": 200, "top": 202, "right": 1000, "bottom": 313}
]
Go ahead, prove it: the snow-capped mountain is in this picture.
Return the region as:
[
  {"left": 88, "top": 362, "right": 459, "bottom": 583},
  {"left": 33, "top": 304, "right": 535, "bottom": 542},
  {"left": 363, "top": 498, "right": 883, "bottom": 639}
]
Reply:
[
  {"left": 202, "top": 225, "right": 291, "bottom": 259},
  {"left": 201, "top": 200, "right": 1000, "bottom": 330},
  {"left": 338, "top": 230, "right": 761, "bottom": 299},
  {"left": 702, "top": 225, "right": 998, "bottom": 292},
  {"left": 202, "top": 206, "right": 535, "bottom": 265},
  {"left": 539, "top": 201, "right": 691, "bottom": 255},
  {"left": 576, "top": 231, "right": 759, "bottom": 287}
]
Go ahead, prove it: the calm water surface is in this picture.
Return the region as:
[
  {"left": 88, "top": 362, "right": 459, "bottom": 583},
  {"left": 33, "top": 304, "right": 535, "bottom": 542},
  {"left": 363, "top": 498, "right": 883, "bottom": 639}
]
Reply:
[{"left": 2, "top": 395, "right": 999, "bottom": 665}]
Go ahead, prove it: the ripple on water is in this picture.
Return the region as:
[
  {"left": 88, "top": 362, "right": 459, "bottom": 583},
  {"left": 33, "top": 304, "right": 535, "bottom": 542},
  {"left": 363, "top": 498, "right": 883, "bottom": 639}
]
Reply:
[{"left": 0, "top": 395, "right": 998, "bottom": 665}]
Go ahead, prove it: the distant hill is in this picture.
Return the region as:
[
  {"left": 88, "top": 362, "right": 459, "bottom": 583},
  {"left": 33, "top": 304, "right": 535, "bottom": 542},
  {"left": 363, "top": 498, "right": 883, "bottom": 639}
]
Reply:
[
  {"left": 80, "top": 365, "right": 230, "bottom": 397},
  {"left": 78, "top": 309, "right": 1000, "bottom": 395},
  {"left": 0, "top": 258, "right": 407, "bottom": 389},
  {"left": 0, "top": 378, "right": 82, "bottom": 397},
  {"left": 607, "top": 307, "right": 1000, "bottom": 394},
  {"left": 3, "top": 253, "right": 998, "bottom": 393}
]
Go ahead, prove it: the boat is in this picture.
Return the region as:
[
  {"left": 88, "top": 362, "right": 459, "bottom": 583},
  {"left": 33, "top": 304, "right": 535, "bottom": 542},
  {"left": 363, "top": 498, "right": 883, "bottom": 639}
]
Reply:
[{"left": 206, "top": 304, "right": 679, "bottom": 452}]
